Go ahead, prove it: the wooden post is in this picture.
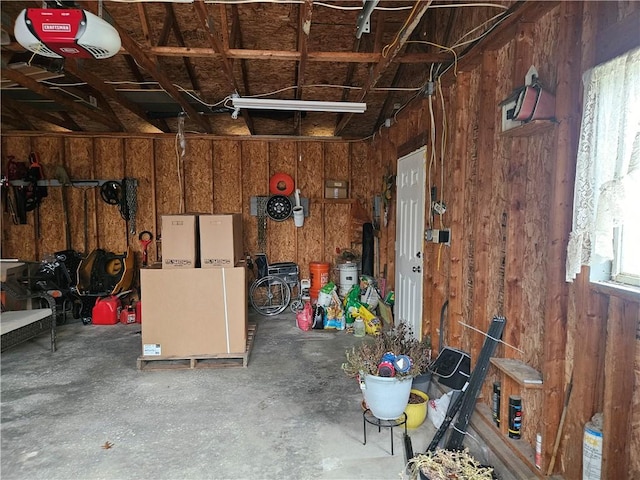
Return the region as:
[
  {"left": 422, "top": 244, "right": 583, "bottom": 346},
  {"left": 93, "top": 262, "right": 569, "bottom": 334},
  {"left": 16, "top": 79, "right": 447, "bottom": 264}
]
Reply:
[
  {"left": 602, "top": 297, "right": 637, "bottom": 478},
  {"left": 542, "top": 1, "right": 583, "bottom": 474}
]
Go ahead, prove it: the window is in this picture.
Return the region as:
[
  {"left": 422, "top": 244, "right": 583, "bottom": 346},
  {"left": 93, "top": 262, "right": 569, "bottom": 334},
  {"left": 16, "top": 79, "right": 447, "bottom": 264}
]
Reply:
[{"left": 566, "top": 47, "right": 640, "bottom": 287}]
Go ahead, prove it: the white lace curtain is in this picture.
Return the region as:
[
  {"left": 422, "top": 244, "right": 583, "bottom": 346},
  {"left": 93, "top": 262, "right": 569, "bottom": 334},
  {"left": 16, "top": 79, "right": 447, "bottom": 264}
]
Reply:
[{"left": 566, "top": 47, "right": 640, "bottom": 282}]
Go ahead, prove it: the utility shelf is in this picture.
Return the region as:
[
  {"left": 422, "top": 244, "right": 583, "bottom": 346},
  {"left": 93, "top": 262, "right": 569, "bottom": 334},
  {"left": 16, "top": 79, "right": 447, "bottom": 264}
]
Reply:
[
  {"left": 314, "top": 198, "right": 356, "bottom": 204},
  {"left": 500, "top": 120, "right": 557, "bottom": 137},
  {"left": 490, "top": 358, "right": 543, "bottom": 389}
]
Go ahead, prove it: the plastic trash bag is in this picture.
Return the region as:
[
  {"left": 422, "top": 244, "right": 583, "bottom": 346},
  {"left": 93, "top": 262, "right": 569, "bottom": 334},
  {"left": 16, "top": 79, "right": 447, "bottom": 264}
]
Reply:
[
  {"left": 296, "top": 302, "right": 313, "bottom": 331},
  {"left": 427, "top": 391, "right": 454, "bottom": 429}
]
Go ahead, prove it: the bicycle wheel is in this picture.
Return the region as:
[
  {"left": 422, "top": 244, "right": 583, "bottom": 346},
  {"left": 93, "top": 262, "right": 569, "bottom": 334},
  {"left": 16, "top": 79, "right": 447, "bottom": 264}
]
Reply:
[{"left": 250, "top": 275, "right": 291, "bottom": 316}]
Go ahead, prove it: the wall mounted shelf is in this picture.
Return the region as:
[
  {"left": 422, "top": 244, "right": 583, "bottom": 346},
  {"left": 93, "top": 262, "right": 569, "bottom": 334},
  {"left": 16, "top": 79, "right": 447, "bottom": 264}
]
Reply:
[
  {"left": 490, "top": 357, "right": 543, "bottom": 389},
  {"left": 500, "top": 120, "right": 557, "bottom": 138}
]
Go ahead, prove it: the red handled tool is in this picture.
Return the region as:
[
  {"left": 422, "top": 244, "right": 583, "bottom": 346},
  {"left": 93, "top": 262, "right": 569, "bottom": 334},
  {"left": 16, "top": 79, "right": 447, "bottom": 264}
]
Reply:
[{"left": 138, "top": 231, "right": 153, "bottom": 267}]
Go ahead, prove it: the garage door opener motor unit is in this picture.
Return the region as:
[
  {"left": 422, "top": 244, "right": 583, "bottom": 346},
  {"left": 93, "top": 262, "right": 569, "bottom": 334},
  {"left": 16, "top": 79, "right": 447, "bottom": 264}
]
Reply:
[{"left": 14, "top": 8, "right": 121, "bottom": 59}]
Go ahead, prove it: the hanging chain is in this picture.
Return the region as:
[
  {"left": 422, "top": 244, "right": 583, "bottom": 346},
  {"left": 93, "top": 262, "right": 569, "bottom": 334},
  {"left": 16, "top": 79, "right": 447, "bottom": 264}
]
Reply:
[
  {"left": 257, "top": 196, "right": 267, "bottom": 253},
  {"left": 125, "top": 178, "right": 138, "bottom": 235}
]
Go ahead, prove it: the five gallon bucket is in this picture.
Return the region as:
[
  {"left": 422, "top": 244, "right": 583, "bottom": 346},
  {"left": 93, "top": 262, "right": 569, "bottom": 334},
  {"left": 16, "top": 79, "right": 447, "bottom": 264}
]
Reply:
[
  {"left": 338, "top": 262, "right": 358, "bottom": 297},
  {"left": 309, "top": 262, "right": 330, "bottom": 301}
]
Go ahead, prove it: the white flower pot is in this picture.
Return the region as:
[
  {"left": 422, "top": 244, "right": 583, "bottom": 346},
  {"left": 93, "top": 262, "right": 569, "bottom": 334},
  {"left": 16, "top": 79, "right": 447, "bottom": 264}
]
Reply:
[{"left": 362, "top": 374, "right": 413, "bottom": 420}]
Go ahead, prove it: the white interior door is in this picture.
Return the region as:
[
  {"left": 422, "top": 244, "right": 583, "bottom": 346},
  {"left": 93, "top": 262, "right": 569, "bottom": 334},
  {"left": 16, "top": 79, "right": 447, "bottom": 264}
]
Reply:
[{"left": 394, "top": 147, "right": 426, "bottom": 338}]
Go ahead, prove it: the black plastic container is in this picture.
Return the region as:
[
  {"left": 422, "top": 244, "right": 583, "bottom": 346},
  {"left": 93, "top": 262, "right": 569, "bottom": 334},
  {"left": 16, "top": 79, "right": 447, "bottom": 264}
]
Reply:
[{"left": 492, "top": 382, "right": 501, "bottom": 427}]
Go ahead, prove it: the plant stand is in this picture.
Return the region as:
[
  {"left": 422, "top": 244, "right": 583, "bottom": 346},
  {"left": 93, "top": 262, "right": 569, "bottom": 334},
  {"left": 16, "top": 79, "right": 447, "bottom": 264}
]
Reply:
[{"left": 363, "top": 409, "right": 407, "bottom": 455}]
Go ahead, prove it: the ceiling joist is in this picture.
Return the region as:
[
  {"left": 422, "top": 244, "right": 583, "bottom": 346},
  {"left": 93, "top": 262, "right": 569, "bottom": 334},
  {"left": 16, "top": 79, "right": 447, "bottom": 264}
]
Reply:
[{"left": 77, "top": 1, "right": 212, "bottom": 133}]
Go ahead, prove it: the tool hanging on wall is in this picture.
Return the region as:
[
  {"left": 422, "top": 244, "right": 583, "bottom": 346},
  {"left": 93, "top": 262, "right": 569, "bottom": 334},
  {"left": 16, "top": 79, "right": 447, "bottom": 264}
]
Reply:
[
  {"left": 99, "top": 178, "right": 138, "bottom": 235},
  {"left": 54, "top": 165, "right": 73, "bottom": 250},
  {"left": 138, "top": 231, "right": 153, "bottom": 267}
]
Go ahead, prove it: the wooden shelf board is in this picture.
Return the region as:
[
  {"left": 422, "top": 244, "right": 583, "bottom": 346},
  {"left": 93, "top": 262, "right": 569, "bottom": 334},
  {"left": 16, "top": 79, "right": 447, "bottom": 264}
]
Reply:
[
  {"left": 314, "top": 198, "right": 356, "bottom": 204},
  {"left": 491, "top": 357, "right": 543, "bottom": 389},
  {"left": 500, "top": 120, "right": 557, "bottom": 137},
  {"left": 472, "top": 404, "right": 545, "bottom": 479}
]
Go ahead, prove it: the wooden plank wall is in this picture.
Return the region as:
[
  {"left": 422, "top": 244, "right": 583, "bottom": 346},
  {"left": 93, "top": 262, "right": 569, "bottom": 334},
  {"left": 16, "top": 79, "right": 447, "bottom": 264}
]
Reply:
[
  {"left": 1, "top": 136, "right": 380, "bottom": 287},
  {"left": 368, "top": 1, "right": 640, "bottom": 478}
]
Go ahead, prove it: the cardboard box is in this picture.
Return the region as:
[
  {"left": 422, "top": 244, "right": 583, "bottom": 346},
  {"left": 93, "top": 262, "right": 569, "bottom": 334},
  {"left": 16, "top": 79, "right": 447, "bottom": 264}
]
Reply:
[
  {"left": 140, "top": 266, "right": 247, "bottom": 357},
  {"left": 325, "top": 179, "right": 348, "bottom": 188},
  {"left": 161, "top": 214, "right": 198, "bottom": 269},
  {"left": 199, "top": 214, "right": 244, "bottom": 267},
  {"left": 325, "top": 187, "right": 348, "bottom": 199}
]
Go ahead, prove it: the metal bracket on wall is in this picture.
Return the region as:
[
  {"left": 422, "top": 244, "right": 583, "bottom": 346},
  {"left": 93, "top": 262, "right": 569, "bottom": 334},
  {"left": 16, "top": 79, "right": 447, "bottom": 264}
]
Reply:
[{"left": 8, "top": 179, "right": 116, "bottom": 187}]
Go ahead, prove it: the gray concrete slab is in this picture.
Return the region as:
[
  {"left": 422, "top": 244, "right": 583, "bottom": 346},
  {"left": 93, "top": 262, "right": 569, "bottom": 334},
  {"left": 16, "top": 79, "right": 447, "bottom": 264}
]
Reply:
[{"left": 1, "top": 310, "right": 518, "bottom": 480}]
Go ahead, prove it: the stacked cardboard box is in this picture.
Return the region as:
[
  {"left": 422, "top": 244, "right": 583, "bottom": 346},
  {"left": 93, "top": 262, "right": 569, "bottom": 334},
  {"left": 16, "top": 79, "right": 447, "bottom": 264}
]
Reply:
[
  {"left": 324, "top": 180, "right": 348, "bottom": 199},
  {"left": 141, "top": 213, "right": 247, "bottom": 357}
]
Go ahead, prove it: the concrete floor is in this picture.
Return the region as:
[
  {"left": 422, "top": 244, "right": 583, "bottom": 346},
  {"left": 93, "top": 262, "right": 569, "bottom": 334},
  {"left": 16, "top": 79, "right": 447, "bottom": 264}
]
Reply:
[{"left": 2, "top": 310, "right": 522, "bottom": 480}]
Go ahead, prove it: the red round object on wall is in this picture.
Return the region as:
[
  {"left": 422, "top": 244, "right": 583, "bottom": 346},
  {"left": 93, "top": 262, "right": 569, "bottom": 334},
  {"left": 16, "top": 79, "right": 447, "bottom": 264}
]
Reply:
[{"left": 269, "top": 172, "right": 295, "bottom": 196}]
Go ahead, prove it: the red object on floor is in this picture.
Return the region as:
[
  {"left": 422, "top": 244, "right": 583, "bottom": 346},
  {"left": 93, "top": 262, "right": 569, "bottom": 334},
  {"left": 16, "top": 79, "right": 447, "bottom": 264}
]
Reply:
[
  {"left": 135, "top": 301, "right": 142, "bottom": 323},
  {"left": 92, "top": 296, "right": 122, "bottom": 325},
  {"left": 120, "top": 305, "right": 137, "bottom": 324}
]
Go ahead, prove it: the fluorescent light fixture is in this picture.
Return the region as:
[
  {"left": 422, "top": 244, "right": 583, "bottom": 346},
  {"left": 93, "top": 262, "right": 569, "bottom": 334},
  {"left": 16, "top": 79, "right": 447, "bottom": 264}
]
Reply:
[{"left": 231, "top": 96, "right": 366, "bottom": 114}]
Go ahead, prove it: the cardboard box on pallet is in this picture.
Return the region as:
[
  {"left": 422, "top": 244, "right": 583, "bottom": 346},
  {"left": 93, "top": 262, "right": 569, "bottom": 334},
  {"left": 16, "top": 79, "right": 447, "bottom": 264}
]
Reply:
[
  {"left": 140, "top": 266, "right": 247, "bottom": 357},
  {"left": 199, "top": 214, "right": 243, "bottom": 268},
  {"left": 161, "top": 214, "right": 198, "bottom": 269}
]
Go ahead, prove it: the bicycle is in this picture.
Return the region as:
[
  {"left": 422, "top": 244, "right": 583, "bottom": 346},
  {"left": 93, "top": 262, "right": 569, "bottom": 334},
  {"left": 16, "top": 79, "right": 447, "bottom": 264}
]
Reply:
[{"left": 249, "top": 254, "right": 304, "bottom": 316}]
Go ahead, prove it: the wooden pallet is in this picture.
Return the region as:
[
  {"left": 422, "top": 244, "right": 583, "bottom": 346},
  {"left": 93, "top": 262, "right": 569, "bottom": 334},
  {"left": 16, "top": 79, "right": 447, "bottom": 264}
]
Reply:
[{"left": 137, "top": 323, "right": 257, "bottom": 371}]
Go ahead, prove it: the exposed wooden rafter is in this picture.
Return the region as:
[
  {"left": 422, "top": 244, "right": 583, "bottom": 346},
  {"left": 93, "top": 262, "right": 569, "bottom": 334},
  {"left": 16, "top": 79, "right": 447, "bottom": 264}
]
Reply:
[
  {"left": 146, "top": 46, "right": 452, "bottom": 64},
  {"left": 164, "top": 3, "right": 201, "bottom": 92},
  {"left": 1, "top": 66, "right": 122, "bottom": 131},
  {"left": 229, "top": 4, "right": 251, "bottom": 97},
  {"left": 335, "top": 0, "right": 434, "bottom": 135},
  {"left": 63, "top": 58, "right": 169, "bottom": 133},
  {"left": 76, "top": 1, "right": 212, "bottom": 133},
  {"left": 1, "top": 94, "right": 81, "bottom": 131},
  {"left": 294, "top": 0, "right": 313, "bottom": 134},
  {"left": 192, "top": 0, "right": 254, "bottom": 134}
]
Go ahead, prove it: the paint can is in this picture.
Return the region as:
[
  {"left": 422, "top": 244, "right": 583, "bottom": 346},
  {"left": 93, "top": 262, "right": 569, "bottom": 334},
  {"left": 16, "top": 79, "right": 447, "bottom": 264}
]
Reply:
[
  {"left": 583, "top": 414, "right": 603, "bottom": 480},
  {"left": 508, "top": 395, "right": 522, "bottom": 439}
]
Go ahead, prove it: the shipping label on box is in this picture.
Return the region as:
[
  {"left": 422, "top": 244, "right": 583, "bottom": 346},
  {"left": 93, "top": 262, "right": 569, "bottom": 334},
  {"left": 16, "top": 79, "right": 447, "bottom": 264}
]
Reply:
[
  {"left": 199, "top": 214, "right": 244, "bottom": 268},
  {"left": 143, "top": 344, "right": 161, "bottom": 356},
  {"left": 325, "top": 179, "right": 348, "bottom": 188},
  {"left": 161, "top": 214, "right": 198, "bottom": 269},
  {"left": 325, "top": 187, "right": 348, "bottom": 199}
]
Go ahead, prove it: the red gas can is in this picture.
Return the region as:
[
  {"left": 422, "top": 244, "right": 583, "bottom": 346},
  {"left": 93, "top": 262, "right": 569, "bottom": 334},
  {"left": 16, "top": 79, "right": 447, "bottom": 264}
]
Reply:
[
  {"left": 135, "top": 301, "right": 142, "bottom": 323},
  {"left": 92, "top": 296, "right": 122, "bottom": 325},
  {"left": 120, "top": 304, "right": 137, "bottom": 324}
]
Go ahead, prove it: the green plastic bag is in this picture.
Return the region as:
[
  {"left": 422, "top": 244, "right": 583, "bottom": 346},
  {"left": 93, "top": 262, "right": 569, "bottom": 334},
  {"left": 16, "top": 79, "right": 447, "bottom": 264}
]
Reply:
[{"left": 343, "top": 285, "right": 362, "bottom": 324}]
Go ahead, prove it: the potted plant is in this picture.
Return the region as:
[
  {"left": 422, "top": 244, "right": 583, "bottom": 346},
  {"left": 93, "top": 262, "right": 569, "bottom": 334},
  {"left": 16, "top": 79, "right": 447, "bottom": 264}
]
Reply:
[
  {"left": 407, "top": 448, "right": 495, "bottom": 480},
  {"left": 342, "top": 322, "right": 432, "bottom": 420}
]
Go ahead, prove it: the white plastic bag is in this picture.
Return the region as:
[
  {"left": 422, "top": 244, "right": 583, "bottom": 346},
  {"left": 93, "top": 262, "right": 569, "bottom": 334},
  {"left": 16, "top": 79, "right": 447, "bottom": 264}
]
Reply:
[{"left": 427, "top": 391, "right": 453, "bottom": 429}]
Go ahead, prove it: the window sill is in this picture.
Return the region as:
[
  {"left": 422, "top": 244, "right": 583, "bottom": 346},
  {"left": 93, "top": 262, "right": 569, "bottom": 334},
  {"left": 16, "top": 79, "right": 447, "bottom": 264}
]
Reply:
[{"left": 591, "top": 281, "right": 640, "bottom": 302}]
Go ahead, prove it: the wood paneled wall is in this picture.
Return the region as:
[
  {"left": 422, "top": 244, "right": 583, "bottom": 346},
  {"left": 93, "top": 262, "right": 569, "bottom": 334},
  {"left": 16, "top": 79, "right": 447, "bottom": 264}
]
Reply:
[
  {"left": 1, "top": 1, "right": 639, "bottom": 478},
  {"left": 368, "top": 1, "right": 640, "bottom": 478},
  {"left": 1, "top": 135, "right": 380, "bottom": 286}
]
